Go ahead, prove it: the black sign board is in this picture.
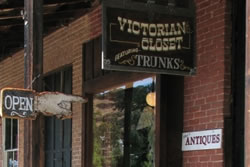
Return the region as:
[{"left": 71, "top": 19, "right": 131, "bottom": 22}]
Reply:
[
  {"left": 102, "top": 0, "right": 196, "bottom": 75},
  {"left": 0, "top": 88, "right": 36, "bottom": 119}
]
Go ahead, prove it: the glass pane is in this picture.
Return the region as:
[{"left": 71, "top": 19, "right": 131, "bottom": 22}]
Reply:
[
  {"left": 93, "top": 77, "right": 155, "bottom": 167},
  {"left": 5, "top": 119, "right": 11, "bottom": 150},
  {"left": 12, "top": 119, "right": 18, "bottom": 149},
  {"left": 5, "top": 118, "right": 18, "bottom": 150},
  {"left": 43, "top": 67, "right": 72, "bottom": 167},
  {"left": 7, "top": 151, "right": 18, "bottom": 167}
]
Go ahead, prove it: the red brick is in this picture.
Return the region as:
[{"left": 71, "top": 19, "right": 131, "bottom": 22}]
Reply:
[{"left": 199, "top": 155, "right": 211, "bottom": 162}]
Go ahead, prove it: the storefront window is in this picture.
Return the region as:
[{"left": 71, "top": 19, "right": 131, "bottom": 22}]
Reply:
[
  {"left": 3, "top": 118, "right": 18, "bottom": 167},
  {"left": 93, "top": 77, "right": 155, "bottom": 167}
]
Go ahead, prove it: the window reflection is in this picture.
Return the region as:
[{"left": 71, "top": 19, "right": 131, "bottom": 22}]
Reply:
[{"left": 93, "top": 77, "right": 155, "bottom": 167}]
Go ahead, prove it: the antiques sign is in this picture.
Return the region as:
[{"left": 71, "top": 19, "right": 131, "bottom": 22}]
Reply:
[
  {"left": 182, "top": 129, "right": 222, "bottom": 151},
  {"left": 102, "top": 1, "right": 196, "bottom": 75}
]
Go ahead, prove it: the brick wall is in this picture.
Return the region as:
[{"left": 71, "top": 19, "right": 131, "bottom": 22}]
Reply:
[{"left": 183, "top": 0, "right": 231, "bottom": 166}]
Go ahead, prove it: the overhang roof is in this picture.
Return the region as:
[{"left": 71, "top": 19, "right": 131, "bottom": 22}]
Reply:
[{"left": 0, "top": 0, "right": 92, "bottom": 60}]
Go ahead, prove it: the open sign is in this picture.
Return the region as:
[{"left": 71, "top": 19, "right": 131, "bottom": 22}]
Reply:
[
  {"left": 0, "top": 87, "right": 87, "bottom": 119},
  {"left": 0, "top": 88, "right": 36, "bottom": 119}
]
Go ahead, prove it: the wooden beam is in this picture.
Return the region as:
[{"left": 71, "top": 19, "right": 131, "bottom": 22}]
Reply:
[
  {"left": 44, "top": 0, "right": 90, "bottom": 5},
  {"left": 0, "top": 18, "right": 22, "bottom": 25},
  {"left": 0, "top": 0, "right": 90, "bottom": 10},
  {"left": 24, "top": 0, "right": 43, "bottom": 167},
  {"left": 155, "top": 75, "right": 184, "bottom": 167},
  {"left": 0, "top": 2, "right": 24, "bottom": 9},
  {"left": 0, "top": 1, "right": 90, "bottom": 20},
  {"left": 84, "top": 72, "right": 153, "bottom": 94},
  {"left": 246, "top": 0, "right": 250, "bottom": 165}
]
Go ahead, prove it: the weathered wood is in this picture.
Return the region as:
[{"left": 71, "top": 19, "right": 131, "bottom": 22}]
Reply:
[
  {"left": 35, "top": 91, "right": 87, "bottom": 118},
  {"left": 0, "top": 88, "right": 87, "bottom": 119},
  {"left": 24, "top": 0, "right": 43, "bottom": 166}
]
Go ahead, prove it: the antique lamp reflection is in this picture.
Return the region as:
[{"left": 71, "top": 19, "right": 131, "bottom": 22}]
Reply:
[{"left": 146, "top": 92, "right": 156, "bottom": 107}]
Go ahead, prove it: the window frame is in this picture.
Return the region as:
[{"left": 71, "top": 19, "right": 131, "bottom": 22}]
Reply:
[
  {"left": 2, "top": 118, "right": 18, "bottom": 167},
  {"left": 43, "top": 66, "right": 73, "bottom": 167},
  {"left": 83, "top": 72, "right": 156, "bottom": 167}
]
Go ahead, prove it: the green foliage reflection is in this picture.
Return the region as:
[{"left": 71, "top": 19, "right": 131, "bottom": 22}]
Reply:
[{"left": 93, "top": 79, "right": 155, "bottom": 167}]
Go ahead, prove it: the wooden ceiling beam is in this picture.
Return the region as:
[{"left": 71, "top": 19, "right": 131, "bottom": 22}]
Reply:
[
  {"left": 0, "top": 0, "right": 90, "bottom": 10},
  {"left": 0, "top": 1, "right": 90, "bottom": 21},
  {"left": 0, "top": 17, "right": 22, "bottom": 26},
  {"left": 0, "top": 0, "right": 92, "bottom": 58},
  {"left": 0, "top": 33, "right": 23, "bottom": 40}
]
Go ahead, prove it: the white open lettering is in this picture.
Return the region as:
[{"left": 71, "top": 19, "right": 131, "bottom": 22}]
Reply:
[{"left": 4, "top": 95, "right": 33, "bottom": 111}]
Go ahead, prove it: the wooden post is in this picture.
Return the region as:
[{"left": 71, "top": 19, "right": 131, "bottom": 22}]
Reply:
[
  {"left": 246, "top": 0, "right": 250, "bottom": 165},
  {"left": 123, "top": 88, "right": 133, "bottom": 167},
  {"left": 155, "top": 75, "right": 184, "bottom": 167},
  {"left": 24, "top": 0, "right": 43, "bottom": 166}
]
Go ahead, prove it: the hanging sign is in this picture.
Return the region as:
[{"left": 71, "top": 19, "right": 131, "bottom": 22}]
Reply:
[
  {"left": 102, "top": 0, "right": 196, "bottom": 75},
  {"left": 0, "top": 88, "right": 87, "bottom": 119},
  {"left": 182, "top": 129, "right": 222, "bottom": 151},
  {"left": 0, "top": 88, "right": 35, "bottom": 118}
]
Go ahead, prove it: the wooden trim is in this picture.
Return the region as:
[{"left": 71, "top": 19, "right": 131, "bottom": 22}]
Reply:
[
  {"left": 231, "top": 0, "right": 245, "bottom": 166},
  {"left": 156, "top": 75, "right": 184, "bottom": 167},
  {"left": 43, "top": 64, "right": 72, "bottom": 78},
  {"left": 84, "top": 71, "right": 153, "bottom": 94},
  {"left": 155, "top": 75, "right": 161, "bottom": 167},
  {"left": 83, "top": 94, "right": 93, "bottom": 167}
]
